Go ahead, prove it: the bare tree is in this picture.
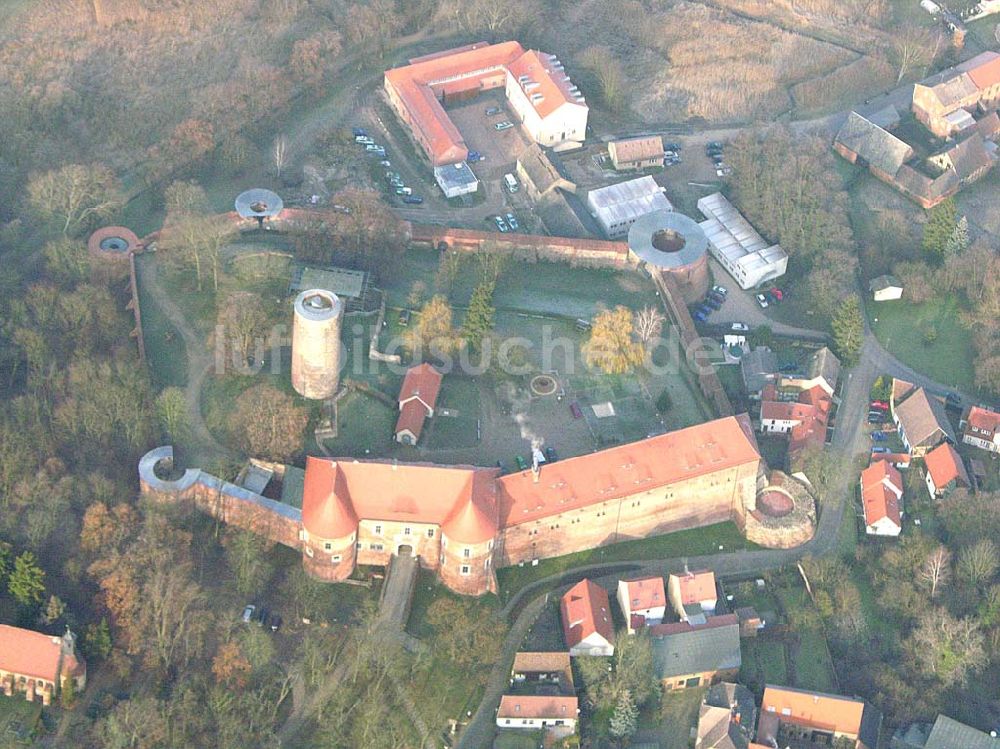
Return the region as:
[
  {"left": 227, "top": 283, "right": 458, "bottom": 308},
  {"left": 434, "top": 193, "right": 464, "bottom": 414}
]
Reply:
[
  {"left": 633, "top": 306, "right": 666, "bottom": 346},
  {"left": 906, "top": 608, "right": 986, "bottom": 684},
  {"left": 958, "top": 539, "right": 999, "bottom": 589},
  {"left": 28, "top": 164, "right": 122, "bottom": 236},
  {"left": 273, "top": 135, "right": 288, "bottom": 178},
  {"left": 579, "top": 46, "right": 627, "bottom": 112},
  {"left": 918, "top": 545, "right": 952, "bottom": 599},
  {"left": 892, "top": 25, "right": 941, "bottom": 83}
]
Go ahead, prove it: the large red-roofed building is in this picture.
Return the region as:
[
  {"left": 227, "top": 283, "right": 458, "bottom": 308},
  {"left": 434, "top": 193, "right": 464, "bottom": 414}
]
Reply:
[
  {"left": 0, "top": 626, "right": 86, "bottom": 705},
  {"left": 384, "top": 41, "right": 588, "bottom": 167},
  {"left": 561, "top": 579, "right": 615, "bottom": 656}
]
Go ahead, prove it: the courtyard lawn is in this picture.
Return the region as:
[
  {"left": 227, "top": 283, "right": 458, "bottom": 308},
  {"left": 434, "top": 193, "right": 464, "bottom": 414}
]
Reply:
[
  {"left": 656, "top": 686, "right": 707, "bottom": 749},
  {"left": 496, "top": 522, "right": 755, "bottom": 600},
  {"left": 774, "top": 584, "right": 838, "bottom": 692},
  {"left": 493, "top": 730, "right": 545, "bottom": 749},
  {"left": 869, "top": 296, "right": 976, "bottom": 393},
  {"left": 323, "top": 390, "right": 397, "bottom": 458},
  {"left": 740, "top": 636, "right": 789, "bottom": 690},
  {"left": 0, "top": 695, "right": 41, "bottom": 746}
]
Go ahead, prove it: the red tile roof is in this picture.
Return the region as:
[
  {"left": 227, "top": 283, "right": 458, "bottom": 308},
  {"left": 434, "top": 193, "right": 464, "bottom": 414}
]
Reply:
[
  {"left": 497, "top": 694, "right": 578, "bottom": 720},
  {"left": 670, "top": 570, "right": 717, "bottom": 605},
  {"left": 759, "top": 686, "right": 865, "bottom": 737},
  {"left": 301, "top": 457, "right": 499, "bottom": 543},
  {"left": 395, "top": 363, "right": 443, "bottom": 441},
  {"left": 960, "top": 50, "right": 1000, "bottom": 90},
  {"left": 647, "top": 613, "right": 737, "bottom": 637},
  {"left": 561, "top": 579, "right": 614, "bottom": 649},
  {"left": 609, "top": 136, "right": 664, "bottom": 165},
  {"left": 966, "top": 405, "right": 1000, "bottom": 434},
  {"left": 860, "top": 460, "right": 903, "bottom": 527},
  {"left": 506, "top": 48, "right": 580, "bottom": 119},
  {"left": 924, "top": 442, "right": 970, "bottom": 489},
  {"left": 0, "top": 625, "right": 67, "bottom": 683},
  {"left": 498, "top": 416, "right": 760, "bottom": 526},
  {"left": 622, "top": 576, "right": 665, "bottom": 611}
]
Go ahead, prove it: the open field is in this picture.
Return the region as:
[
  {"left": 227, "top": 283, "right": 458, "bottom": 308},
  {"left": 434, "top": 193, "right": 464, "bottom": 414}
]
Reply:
[
  {"left": 496, "top": 522, "right": 753, "bottom": 600},
  {"left": 869, "top": 296, "right": 976, "bottom": 393}
]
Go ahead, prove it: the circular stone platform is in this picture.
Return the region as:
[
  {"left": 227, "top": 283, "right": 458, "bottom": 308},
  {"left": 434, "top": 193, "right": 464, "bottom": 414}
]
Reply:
[
  {"left": 627, "top": 210, "right": 709, "bottom": 270},
  {"left": 744, "top": 471, "right": 816, "bottom": 549},
  {"left": 530, "top": 374, "right": 558, "bottom": 396},
  {"left": 757, "top": 488, "right": 795, "bottom": 518},
  {"left": 235, "top": 188, "right": 284, "bottom": 220},
  {"left": 88, "top": 225, "right": 140, "bottom": 261}
]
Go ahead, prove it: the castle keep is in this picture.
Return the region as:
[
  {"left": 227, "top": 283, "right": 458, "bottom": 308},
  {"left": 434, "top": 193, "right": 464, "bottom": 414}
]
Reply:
[{"left": 139, "top": 415, "right": 764, "bottom": 596}]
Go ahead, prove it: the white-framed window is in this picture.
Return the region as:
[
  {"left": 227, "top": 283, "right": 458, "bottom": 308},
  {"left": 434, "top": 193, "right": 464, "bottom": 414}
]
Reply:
[
  {"left": 332, "top": 555, "right": 341, "bottom": 563},
  {"left": 463, "top": 547, "right": 471, "bottom": 558},
  {"left": 485, "top": 558, "right": 491, "bottom": 569},
  {"left": 324, "top": 542, "right": 332, "bottom": 551},
  {"left": 371, "top": 543, "right": 383, "bottom": 551},
  {"left": 374, "top": 524, "right": 382, "bottom": 535},
  {"left": 305, "top": 546, "right": 314, "bottom": 558},
  {"left": 404, "top": 527, "right": 411, "bottom": 536},
  {"left": 460, "top": 565, "right": 471, "bottom": 575},
  {"left": 427, "top": 528, "right": 435, "bottom": 538}
]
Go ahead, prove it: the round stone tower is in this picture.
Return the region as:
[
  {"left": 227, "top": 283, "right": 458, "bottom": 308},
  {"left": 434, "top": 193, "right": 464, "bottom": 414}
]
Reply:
[{"left": 291, "top": 289, "right": 343, "bottom": 400}]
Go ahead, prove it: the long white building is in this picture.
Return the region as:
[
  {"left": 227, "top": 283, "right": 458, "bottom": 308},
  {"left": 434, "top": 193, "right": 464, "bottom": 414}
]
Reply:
[
  {"left": 697, "top": 192, "right": 788, "bottom": 289},
  {"left": 505, "top": 50, "right": 588, "bottom": 149},
  {"left": 587, "top": 175, "right": 673, "bottom": 238}
]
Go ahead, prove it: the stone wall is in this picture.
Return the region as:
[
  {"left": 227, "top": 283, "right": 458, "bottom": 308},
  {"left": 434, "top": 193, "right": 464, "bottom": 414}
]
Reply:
[{"left": 496, "top": 460, "right": 759, "bottom": 566}]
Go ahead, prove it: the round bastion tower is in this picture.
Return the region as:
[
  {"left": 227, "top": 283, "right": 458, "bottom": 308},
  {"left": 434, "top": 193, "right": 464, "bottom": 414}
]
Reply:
[
  {"left": 439, "top": 496, "right": 498, "bottom": 596},
  {"left": 300, "top": 458, "right": 358, "bottom": 582},
  {"left": 291, "top": 289, "right": 343, "bottom": 400}
]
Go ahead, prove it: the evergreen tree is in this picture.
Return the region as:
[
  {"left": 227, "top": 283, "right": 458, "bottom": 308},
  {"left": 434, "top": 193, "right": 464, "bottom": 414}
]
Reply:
[
  {"left": 461, "top": 281, "right": 496, "bottom": 352},
  {"left": 944, "top": 215, "right": 970, "bottom": 258},
  {"left": 8, "top": 551, "right": 45, "bottom": 607},
  {"left": 832, "top": 296, "right": 864, "bottom": 366},
  {"left": 85, "top": 618, "right": 113, "bottom": 660},
  {"left": 608, "top": 688, "right": 638, "bottom": 742},
  {"left": 921, "top": 198, "right": 958, "bottom": 262}
]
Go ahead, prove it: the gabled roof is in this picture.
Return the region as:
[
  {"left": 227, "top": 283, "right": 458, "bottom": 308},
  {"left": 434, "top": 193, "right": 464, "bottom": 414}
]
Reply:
[
  {"left": 621, "top": 576, "right": 665, "bottom": 611},
  {"left": 869, "top": 274, "right": 902, "bottom": 292},
  {"left": 861, "top": 460, "right": 903, "bottom": 528},
  {"left": 698, "top": 682, "right": 756, "bottom": 749},
  {"left": 957, "top": 50, "right": 1000, "bottom": 91},
  {"left": 758, "top": 686, "right": 866, "bottom": 737},
  {"left": 808, "top": 347, "right": 840, "bottom": 390},
  {"left": 975, "top": 111, "right": 1000, "bottom": 140},
  {"left": 895, "top": 387, "right": 956, "bottom": 447},
  {"left": 894, "top": 164, "right": 959, "bottom": 203},
  {"left": 396, "top": 399, "right": 431, "bottom": 441},
  {"left": 511, "top": 651, "right": 574, "bottom": 692},
  {"left": 925, "top": 714, "right": 1000, "bottom": 749},
  {"left": 966, "top": 405, "right": 1000, "bottom": 434},
  {"left": 835, "top": 111, "right": 913, "bottom": 175},
  {"left": 498, "top": 694, "right": 578, "bottom": 720},
  {"left": 741, "top": 347, "right": 779, "bottom": 392},
  {"left": 301, "top": 457, "right": 499, "bottom": 542},
  {"left": 650, "top": 617, "right": 740, "bottom": 679},
  {"left": 498, "top": 416, "right": 760, "bottom": 525},
  {"left": 925, "top": 442, "right": 970, "bottom": 489},
  {"left": 670, "top": 570, "right": 717, "bottom": 605},
  {"left": 507, "top": 48, "right": 584, "bottom": 119},
  {"left": 0, "top": 625, "right": 72, "bottom": 684},
  {"left": 609, "top": 135, "right": 664, "bottom": 164},
  {"left": 398, "top": 362, "right": 443, "bottom": 410},
  {"left": 561, "top": 579, "right": 614, "bottom": 649},
  {"left": 944, "top": 132, "right": 995, "bottom": 181}
]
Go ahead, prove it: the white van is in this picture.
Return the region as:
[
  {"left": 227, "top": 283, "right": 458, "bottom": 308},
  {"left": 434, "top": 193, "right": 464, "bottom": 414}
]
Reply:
[{"left": 503, "top": 173, "right": 519, "bottom": 193}]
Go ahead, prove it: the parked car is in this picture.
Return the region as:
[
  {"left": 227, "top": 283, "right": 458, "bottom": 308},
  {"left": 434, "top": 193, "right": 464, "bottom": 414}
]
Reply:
[
  {"left": 871, "top": 431, "right": 887, "bottom": 442},
  {"left": 872, "top": 447, "right": 890, "bottom": 455},
  {"left": 352, "top": 127, "right": 368, "bottom": 137},
  {"left": 946, "top": 392, "right": 962, "bottom": 407},
  {"left": 494, "top": 215, "right": 509, "bottom": 232},
  {"left": 355, "top": 135, "right": 374, "bottom": 145},
  {"left": 268, "top": 614, "right": 282, "bottom": 633},
  {"left": 755, "top": 293, "right": 769, "bottom": 308},
  {"left": 398, "top": 309, "right": 411, "bottom": 326},
  {"left": 364, "top": 143, "right": 381, "bottom": 152},
  {"left": 570, "top": 402, "right": 583, "bottom": 419},
  {"left": 369, "top": 147, "right": 386, "bottom": 158},
  {"left": 505, "top": 213, "right": 519, "bottom": 231},
  {"left": 545, "top": 446, "right": 558, "bottom": 463},
  {"left": 255, "top": 606, "right": 269, "bottom": 626},
  {"left": 515, "top": 455, "right": 528, "bottom": 471},
  {"left": 693, "top": 309, "right": 708, "bottom": 322},
  {"left": 494, "top": 121, "right": 514, "bottom": 131},
  {"left": 869, "top": 401, "right": 889, "bottom": 411},
  {"left": 485, "top": 106, "right": 502, "bottom": 116},
  {"left": 711, "top": 154, "right": 725, "bottom": 165},
  {"left": 503, "top": 173, "right": 519, "bottom": 193},
  {"left": 467, "top": 150, "right": 482, "bottom": 163},
  {"left": 769, "top": 287, "right": 784, "bottom": 301},
  {"left": 730, "top": 322, "right": 749, "bottom": 332},
  {"left": 402, "top": 195, "right": 424, "bottom": 204},
  {"left": 664, "top": 142, "right": 682, "bottom": 152},
  {"left": 867, "top": 415, "right": 885, "bottom": 424},
  {"left": 379, "top": 159, "right": 391, "bottom": 167},
  {"left": 716, "top": 166, "right": 733, "bottom": 176},
  {"left": 708, "top": 291, "right": 725, "bottom": 304},
  {"left": 704, "top": 297, "right": 722, "bottom": 311},
  {"left": 241, "top": 605, "right": 255, "bottom": 623},
  {"left": 712, "top": 284, "right": 728, "bottom": 297},
  {"left": 697, "top": 305, "right": 713, "bottom": 317}
]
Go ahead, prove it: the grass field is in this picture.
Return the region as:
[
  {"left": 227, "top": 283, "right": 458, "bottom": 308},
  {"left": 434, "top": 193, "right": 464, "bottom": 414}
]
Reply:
[
  {"left": 869, "top": 296, "right": 976, "bottom": 392},
  {"left": 655, "top": 686, "right": 707, "bottom": 749},
  {"left": 496, "top": 522, "right": 754, "bottom": 600},
  {"left": 324, "top": 390, "right": 398, "bottom": 458},
  {"left": 493, "top": 731, "right": 545, "bottom": 749},
  {"left": 0, "top": 695, "right": 41, "bottom": 746},
  {"left": 741, "top": 636, "right": 789, "bottom": 690}
]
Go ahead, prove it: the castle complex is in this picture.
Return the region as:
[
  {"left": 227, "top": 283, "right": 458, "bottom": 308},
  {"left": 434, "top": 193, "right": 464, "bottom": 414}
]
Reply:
[{"left": 140, "top": 414, "right": 777, "bottom": 595}]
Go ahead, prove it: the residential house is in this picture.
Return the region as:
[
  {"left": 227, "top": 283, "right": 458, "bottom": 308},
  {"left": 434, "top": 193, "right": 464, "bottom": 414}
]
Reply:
[
  {"left": 696, "top": 682, "right": 757, "bottom": 749},
  {"left": 834, "top": 110, "right": 914, "bottom": 182},
  {"left": 924, "top": 714, "right": 1000, "bottom": 749},
  {"left": 781, "top": 347, "right": 841, "bottom": 397},
  {"left": 0, "top": 626, "right": 86, "bottom": 705},
  {"left": 650, "top": 615, "right": 741, "bottom": 690},
  {"left": 741, "top": 347, "right": 779, "bottom": 397},
  {"left": 587, "top": 175, "right": 673, "bottom": 238},
  {"left": 927, "top": 132, "right": 996, "bottom": 186},
  {"left": 394, "top": 363, "right": 443, "bottom": 445},
  {"left": 617, "top": 576, "right": 667, "bottom": 634},
  {"left": 560, "top": 579, "right": 615, "bottom": 656},
  {"left": 759, "top": 382, "right": 833, "bottom": 468},
  {"left": 510, "top": 652, "right": 574, "bottom": 695},
  {"left": 860, "top": 460, "right": 904, "bottom": 536},
  {"left": 667, "top": 569, "right": 718, "bottom": 624},
  {"left": 870, "top": 274, "right": 903, "bottom": 301},
  {"left": 891, "top": 381, "right": 956, "bottom": 456},
  {"left": 757, "top": 685, "right": 882, "bottom": 749},
  {"left": 872, "top": 453, "right": 912, "bottom": 469},
  {"left": 912, "top": 51, "right": 1000, "bottom": 137},
  {"left": 961, "top": 405, "right": 1000, "bottom": 453},
  {"left": 608, "top": 135, "right": 664, "bottom": 171},
  {"left": 924, "top": 442, "right": 971, "bottom": 499},
  {"left": 496, "top": 695, "right": 578, "bottom": 735}
]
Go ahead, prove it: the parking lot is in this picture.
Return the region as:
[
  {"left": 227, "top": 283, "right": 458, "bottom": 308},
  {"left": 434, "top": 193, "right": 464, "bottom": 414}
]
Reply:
[{"left": 445, "top": 92, "right": 531, "bottom": 184}]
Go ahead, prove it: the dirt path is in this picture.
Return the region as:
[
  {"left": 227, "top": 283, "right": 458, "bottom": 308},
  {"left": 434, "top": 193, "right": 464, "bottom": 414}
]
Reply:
[{"left": 135, "top": 258, "right": 233, "bottom": 463}]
